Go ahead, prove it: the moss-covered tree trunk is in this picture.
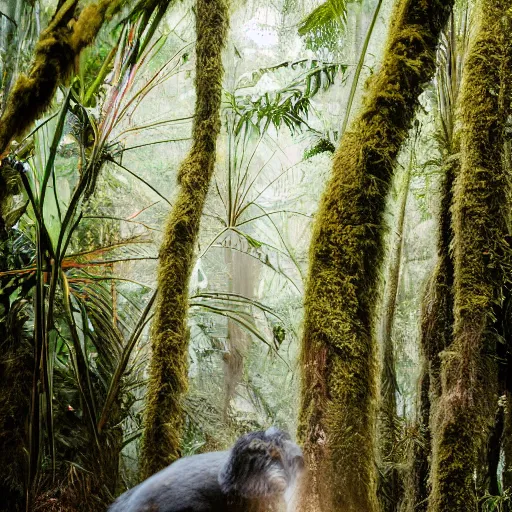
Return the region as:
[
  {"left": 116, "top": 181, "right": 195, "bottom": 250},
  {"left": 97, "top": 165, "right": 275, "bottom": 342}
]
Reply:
[
  {"left": 406, "top": 12, "right": 466, "bottom": 509},
  {"left": 405, "top": 156, "right": 456, "bottom": 512},
  {"left": 140, "top": 0, "right": 229, "bottom": 480},
  {"left": 0, "top": 0, "right": 122, "bottom": 157},
  {"left": 297, "top": 1, "right": 453, "bottom": 511},
  {"left": 428, "top": 1, "right": 512, "bottom": 509}
]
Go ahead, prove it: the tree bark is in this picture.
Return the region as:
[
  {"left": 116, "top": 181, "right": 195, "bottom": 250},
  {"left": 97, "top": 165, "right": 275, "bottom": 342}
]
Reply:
[
  {"left": 406, "top": 11, "right": 467, "bottom": 509},
  {"left": 297, "top": 0, "right": 453, "bottom": 510},
  {"left": 223, "top": 246, "right": 256, "bottom": 421},
  {"left": 140, "top": 0, "right": 229, "bottom": 480},
  {"left": 428, "top": 0, "right": 512, "bottom": 509}
]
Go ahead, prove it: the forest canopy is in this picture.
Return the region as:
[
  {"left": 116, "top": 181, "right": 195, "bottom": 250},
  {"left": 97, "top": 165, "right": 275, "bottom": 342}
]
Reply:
[{"left": 0, "top": 0, "right": 511, "bottom": 511}]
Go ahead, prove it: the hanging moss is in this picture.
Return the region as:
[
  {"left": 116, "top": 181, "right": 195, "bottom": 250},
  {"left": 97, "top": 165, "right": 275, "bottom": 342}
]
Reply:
[
  {"left": 297, "top": 0, "right": 453, "bottom": 510},
  {"left": 139, "top": 0, "right": 229, "bottom": 480},
  {"left": 0, "top": 0, "right": 124, "bottom": 156},
  {"left": 428, "top": 1, "right": 512, "bottom": 510}
]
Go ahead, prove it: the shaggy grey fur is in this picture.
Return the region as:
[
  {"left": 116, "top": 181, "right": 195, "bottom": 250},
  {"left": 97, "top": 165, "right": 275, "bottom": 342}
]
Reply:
[{"left": 108, "top": 428, "right": 304, "bottom": 512}]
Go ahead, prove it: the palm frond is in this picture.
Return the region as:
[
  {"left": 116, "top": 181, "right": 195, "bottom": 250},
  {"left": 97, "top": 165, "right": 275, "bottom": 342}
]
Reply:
[
  {"left": 298, "top": 0, "right": 350, "bottom": 52},
  {"left": 299, "top": 0, "right": 349, "bottom": 36},
  {"left": 227, "top": 60, "right": 346, "bottom": 136}
]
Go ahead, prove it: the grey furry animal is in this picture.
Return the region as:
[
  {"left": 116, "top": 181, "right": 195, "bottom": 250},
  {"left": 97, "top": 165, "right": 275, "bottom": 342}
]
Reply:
[{"left": 108, "top": 427, "right": 304, "bottom": 512}]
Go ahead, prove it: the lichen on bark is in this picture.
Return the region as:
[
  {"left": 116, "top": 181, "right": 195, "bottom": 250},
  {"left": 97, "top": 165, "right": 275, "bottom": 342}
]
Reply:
[
  {"left": 297, "top": 0, "right": 453, "bottom": 510},
  {"left": 139, "top": 0, "right": 229, "bottom": 479}
]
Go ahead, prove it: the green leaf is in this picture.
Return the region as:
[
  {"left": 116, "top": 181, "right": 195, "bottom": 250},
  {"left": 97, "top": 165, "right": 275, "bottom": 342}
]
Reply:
[{"left": 298, "top": 0, "right": 352, "bottom": 52}]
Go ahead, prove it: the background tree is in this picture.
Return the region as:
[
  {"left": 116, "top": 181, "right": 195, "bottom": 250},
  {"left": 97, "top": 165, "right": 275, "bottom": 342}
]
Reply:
[
  {"left": 378, "top": 127, "right": 419, "bottom": 512},
  {"left": 140, "top": 0, "right": 230, "bottom": 479}
]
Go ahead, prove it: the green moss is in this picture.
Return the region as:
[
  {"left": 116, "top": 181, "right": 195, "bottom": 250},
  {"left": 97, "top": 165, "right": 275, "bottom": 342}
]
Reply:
[
  {"left": 429, "top": 408, "right": 476, "bottom": 510},
  {"left": 297, "top": 0, "right": 453, "bottom": 510},
  {"left": 304, "top": 138, "right": 336, "bottom": 159},
  {"left": 0, "top": 0, "right": 121, "bottom": 156},
  {"left": 428, "top": 1, "right": 512, "bottom": 510},
  {"left": 139, "top": 0, "right": 229, "bottom": 480}
]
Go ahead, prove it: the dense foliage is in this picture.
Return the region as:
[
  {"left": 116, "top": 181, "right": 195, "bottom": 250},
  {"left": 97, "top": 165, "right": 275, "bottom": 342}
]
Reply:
[{"left": 1, "top": 0, "right": 511, "bottom": 511}]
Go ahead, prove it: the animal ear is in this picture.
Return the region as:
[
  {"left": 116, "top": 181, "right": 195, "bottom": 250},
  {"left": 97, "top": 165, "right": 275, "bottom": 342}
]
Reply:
[{"left": 247, "top": 438, "right": 282, "bottom": 462}]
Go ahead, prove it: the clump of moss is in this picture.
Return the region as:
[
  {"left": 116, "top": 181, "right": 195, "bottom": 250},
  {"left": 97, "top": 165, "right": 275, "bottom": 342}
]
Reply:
[
  {"left": 303, "top": 138, "right": 335, "bottom": 159},
  {"left": 0, "top": 0, "right": 122, "bottom": 156},
  {"left": 428, "top": 1, "right": 512, "bottom": 510},
  {"left": 0, "top": 158, "right": 22, "bottom": 227},
  {"left": 297, "top": 0, "right": 454, "bottom": 510},
  {"left": 139, "top": 0, "right": 229, "bottom": 480}
]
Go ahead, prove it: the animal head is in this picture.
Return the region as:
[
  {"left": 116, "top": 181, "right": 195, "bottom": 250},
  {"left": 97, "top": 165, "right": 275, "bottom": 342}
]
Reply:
[{"left": 218, "top": 427, "right": 305, "bottom": 499}]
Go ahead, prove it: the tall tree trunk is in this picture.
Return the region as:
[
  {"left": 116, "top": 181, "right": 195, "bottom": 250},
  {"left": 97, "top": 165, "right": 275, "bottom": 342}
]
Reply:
[
  {"left": 405, "top": 156, "right": 456, "bottom": 512},
  {"left": 140, "top": 0, "right": 229, "bottom": 480},
  {"left": 428, "top": 1, "right": 512, "bottom": 509},
  {"left": 378, "top": 141, "right": 414, "bottom": 512},
  {"left": 223, "top": 246, "right": 256, "bottom": 421},
  {"left": 297, "top": 0, "right": 453, "bottom": 510},
  {"left": 406, "top": 11, "right": 467, "bottom": 510}
]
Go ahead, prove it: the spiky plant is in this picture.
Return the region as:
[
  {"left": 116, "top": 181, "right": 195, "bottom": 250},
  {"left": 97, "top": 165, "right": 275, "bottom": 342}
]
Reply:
[{"left": 0, "top": 2, "right": 180, "bottom": 508}]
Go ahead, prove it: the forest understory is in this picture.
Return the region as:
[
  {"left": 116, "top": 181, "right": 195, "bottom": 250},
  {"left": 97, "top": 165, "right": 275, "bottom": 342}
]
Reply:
[{"left": 1, "top": 0, "right": 512, "bottom": 511}]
